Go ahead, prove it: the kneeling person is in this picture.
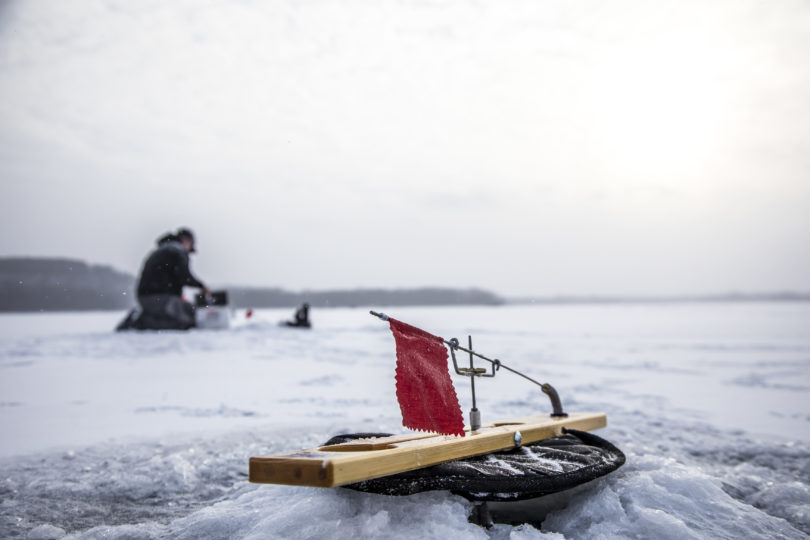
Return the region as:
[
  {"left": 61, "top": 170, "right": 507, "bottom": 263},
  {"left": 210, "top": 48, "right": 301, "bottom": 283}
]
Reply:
[{"left": 135, "top": 228, "right": 209, "bottom": 330}]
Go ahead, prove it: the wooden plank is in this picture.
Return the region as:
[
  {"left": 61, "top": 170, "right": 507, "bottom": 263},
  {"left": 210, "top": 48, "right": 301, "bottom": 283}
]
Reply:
[{"left": 249, "top": 412, "right": 606, "bottom": 487}]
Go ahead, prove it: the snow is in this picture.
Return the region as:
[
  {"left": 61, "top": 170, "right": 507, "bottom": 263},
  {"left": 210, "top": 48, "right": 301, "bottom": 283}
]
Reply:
[{"left": 1, "top": 303, "right": 809, "bottom": 538}]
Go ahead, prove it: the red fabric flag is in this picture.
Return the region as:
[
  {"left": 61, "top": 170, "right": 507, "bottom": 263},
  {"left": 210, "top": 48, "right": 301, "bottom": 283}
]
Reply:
[{"left": 389, "top": 318, "right": 465, "bottom": 437}]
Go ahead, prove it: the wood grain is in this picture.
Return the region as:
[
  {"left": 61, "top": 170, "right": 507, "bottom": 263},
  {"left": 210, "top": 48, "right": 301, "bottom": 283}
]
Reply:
[{"left": 249, "top": 412, "right": 607, "bottom": 487}]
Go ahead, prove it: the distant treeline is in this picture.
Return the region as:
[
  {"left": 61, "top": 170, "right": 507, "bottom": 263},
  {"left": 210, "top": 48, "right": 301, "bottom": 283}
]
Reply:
[
  {"left": 3, "top": 257, "right": 806, "bottom": 312},
  {"left": 0, "top": 258, "right": 135, "bottom": 311},
  {"left": 0, "top": 257, "right": 504, "bottom": 312},
  {"left": 227, "top": 287, "right": 504, "bottom": 308},
  {"left": 509, "top": 292, "right": 810, "bottom": 304}
]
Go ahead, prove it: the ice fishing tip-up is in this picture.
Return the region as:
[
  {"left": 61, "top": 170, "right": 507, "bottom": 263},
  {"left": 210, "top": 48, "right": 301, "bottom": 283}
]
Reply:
[{"left": 369, "top": 310, "right": 567, "bottom": 429}]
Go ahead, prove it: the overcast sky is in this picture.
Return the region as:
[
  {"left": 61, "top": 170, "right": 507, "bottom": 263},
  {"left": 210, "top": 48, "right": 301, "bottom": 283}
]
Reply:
[{"left": 1, "top": 0, "right": 808, "bottom": 297}]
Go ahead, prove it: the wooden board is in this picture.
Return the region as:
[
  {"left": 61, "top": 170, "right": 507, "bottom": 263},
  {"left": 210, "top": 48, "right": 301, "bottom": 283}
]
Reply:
[{"left": 249, "top": 412, "right": 606, "bottom": 488}]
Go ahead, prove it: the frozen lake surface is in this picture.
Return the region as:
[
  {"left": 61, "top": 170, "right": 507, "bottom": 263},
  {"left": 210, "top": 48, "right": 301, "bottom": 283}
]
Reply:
[{"left": 1, "top": 303, "right": 809, "bottom": 538}]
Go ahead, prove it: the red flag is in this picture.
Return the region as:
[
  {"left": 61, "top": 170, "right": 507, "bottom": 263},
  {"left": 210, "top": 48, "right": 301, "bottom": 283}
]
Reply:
[{"left": 389, "top": 318, "right": 465, "bottom": 437}]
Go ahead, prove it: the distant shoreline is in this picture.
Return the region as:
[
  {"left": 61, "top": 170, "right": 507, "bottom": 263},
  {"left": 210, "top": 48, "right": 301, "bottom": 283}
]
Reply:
[
  {"left": 0, "top": 257, "right": 505, "bottom": 312},
  {"left": 507, "top": 292, "right": 810, "bottom": 305},
  {"left": 1, "top": 257, "right": 808, "bottom": 312}
]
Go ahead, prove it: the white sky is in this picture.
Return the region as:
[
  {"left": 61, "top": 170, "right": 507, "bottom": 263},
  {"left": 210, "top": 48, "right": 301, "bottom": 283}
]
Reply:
[{"left": 1, "top": 0, "right": 808, "bottom": 296}]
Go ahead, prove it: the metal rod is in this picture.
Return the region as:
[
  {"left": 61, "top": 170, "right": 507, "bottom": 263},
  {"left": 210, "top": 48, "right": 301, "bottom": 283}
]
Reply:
[{"left": 468, "top": 335, "right": 477, "bottom": 409}]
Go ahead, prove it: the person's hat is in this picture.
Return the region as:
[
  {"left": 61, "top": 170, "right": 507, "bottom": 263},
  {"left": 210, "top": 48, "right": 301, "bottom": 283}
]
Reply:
[{"left": 177, "top": 228, "right": 196, "bottom": 252}]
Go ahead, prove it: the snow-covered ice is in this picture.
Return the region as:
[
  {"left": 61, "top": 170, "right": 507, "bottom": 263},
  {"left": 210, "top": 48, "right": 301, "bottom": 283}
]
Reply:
[{"left": 1, "top": 303, "right": 808, "bottom": 538}]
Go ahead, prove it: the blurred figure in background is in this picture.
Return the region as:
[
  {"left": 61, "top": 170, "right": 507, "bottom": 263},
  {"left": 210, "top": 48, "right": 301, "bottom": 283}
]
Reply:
[
  {"left": 284, "top": 302, "right": 311, "bottom": 328},
  {"left": 117, "top": 228, "right": 210, "bottom": 331}
]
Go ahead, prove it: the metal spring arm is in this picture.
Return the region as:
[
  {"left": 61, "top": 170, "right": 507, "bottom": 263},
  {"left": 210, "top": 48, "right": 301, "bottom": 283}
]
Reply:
[
  {"left": 446, "top": 336, "right": 567, "bottom": 418},
  {"left": 448, "top": 338, "right": 498, "bottom": 378}
]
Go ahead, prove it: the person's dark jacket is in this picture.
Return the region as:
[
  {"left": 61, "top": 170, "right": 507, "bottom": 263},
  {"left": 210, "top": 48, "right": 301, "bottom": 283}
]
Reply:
[{"left": 136, "top": 235, "right": 204, "bottom": 297}]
